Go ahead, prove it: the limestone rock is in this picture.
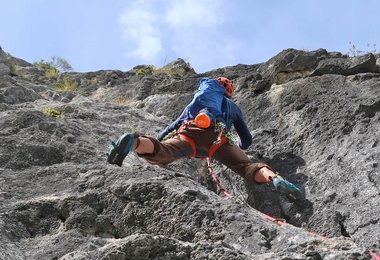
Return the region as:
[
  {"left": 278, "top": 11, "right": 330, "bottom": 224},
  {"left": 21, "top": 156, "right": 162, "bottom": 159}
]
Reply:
[
  {"left": 0, "top": 49, "right": 11, "bottom": 77},
  {"left": 0, "top": 51, "right": 379, "bottom": 259}
]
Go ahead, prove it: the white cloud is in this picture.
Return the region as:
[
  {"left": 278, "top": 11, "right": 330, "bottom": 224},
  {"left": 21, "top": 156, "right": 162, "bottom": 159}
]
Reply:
[
  {"left": 119, "top": 1, "right": 162, "bottom": 61},
  {"left": 164, "top": 0, "right": 235, "bottom": 71},
  {"left": 117, "top": 0, "right": 237, "bottom": 71},
  {"left": 166, "top": 0, "right": 224, "bottom": 29}
]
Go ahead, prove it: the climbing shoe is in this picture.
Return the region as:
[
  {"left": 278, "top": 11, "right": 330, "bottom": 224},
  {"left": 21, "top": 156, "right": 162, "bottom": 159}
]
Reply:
[
  {"left": 272, "top": 175, "right": 303, "bottom": 199},
  {"left": 107, "top": 133, "right": 135, "bottom": 167}
]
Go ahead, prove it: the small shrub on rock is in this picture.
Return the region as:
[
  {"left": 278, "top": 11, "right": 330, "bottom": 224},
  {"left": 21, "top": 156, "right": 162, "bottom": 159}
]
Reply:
[
  {"left": 136, "top": 65, "right": 155, "bottom": 76},
  {"left": 56, "top": 78, "right": 78, "bottom": 92},
  {"left": 6, "top": 53, "right": 18, "bottom": 76},
  {"left": 112, "top": 96, "right": 130, "bottom": 105},
  {"left": 43, "top": 107, "right": 62, "bottom": 118}
]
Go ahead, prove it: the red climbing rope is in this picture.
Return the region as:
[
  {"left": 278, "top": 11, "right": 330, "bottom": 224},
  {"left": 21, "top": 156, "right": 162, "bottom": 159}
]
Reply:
[
  {"left": 204, "top": 158, "right": 380, "bottom": 260},
  {"left": 371, "top": 251, "right": 380, "bottom": 260},
  {"left": 206, "top": 157, "right": 232, "bottom": 199}
]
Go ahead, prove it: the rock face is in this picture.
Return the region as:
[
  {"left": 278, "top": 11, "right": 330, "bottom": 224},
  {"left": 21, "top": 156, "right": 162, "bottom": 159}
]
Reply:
[{"left": 0, "top": 49, "right": 379, "bottom": 259}]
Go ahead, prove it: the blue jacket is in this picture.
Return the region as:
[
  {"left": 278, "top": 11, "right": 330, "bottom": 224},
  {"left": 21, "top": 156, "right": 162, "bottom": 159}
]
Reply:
[
  {"left": 186, "top": 78, "right": 225, "bottom": 119},
  {"left": 157, "top": 96, "right": 253, "bottom": 150}
]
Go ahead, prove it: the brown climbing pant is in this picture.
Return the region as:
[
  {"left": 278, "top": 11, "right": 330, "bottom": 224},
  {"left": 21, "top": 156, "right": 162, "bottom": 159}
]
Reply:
[{"left": 137, "top": 121, "right": 270, "bottom": 184}]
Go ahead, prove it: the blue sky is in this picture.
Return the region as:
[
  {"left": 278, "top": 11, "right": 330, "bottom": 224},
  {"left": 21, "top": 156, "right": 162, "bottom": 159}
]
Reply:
[{"left": 1, "top": 0, "right": 379, "bottom": 73}]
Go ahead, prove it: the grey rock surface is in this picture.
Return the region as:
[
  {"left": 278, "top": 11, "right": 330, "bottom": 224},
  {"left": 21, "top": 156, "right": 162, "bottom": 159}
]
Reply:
[
  {"left": 0, "top": 49, "right": 11, "bottom": 77},
  {"left": 0, "top": 48, "right": 379, "bottom": 259}
]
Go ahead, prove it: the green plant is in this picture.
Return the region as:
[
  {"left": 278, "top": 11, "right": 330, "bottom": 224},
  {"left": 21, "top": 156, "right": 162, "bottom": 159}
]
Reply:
[
  {"left": 56, "top": 77, "right": 78, "bottom": 92},
  {"left": 34, "top": 59, "right": 57, "bottom": 71},
  {"left": 6, "top": 53, "right": 17, "bottom": 76},
  {"left": 136, "top": 65, "right": 155, "bottom": 76},
  {"left": 90, "top": 78, "right": 98, "bottom": 87},
  {"left": 152, "top": 66, "right": 173, "bottom": 76},
  {"left": 43, "top": 107, "right": 62, "bottom": 118},
  {"left": 34, "top": 59, "right": 59, "bottom": 80},
  {"left": 45, "top": 67, "right": 59, "bottom": 80},
  {"left": 112, "top": 96, "right": 130, "bottom": 105},
  {"left": 34, "top": 56, "right": 73, "bottom": 80}
]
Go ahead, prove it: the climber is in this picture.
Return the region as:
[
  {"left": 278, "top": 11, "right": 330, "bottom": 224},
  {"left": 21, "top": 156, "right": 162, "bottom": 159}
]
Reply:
[{"left": 107, "top": 77, "right": 303, "bottom": 198}]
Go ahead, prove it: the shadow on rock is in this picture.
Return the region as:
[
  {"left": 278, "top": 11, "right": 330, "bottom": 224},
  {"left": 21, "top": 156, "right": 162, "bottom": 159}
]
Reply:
[{"left": 247, "top": 152, "right": 314, "bottom": 227}]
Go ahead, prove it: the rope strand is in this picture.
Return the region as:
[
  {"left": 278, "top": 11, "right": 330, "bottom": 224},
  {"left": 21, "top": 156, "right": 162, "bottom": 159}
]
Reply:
[{"left": 206, "top": 158, "right": 232, "bottom": 198}]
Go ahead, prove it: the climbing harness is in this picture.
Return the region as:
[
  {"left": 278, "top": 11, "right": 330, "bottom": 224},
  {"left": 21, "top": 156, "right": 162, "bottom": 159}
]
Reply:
[
  {"left": 177, "top": 132, "right": 229, "bottom": 159},
  {"left": 177, "top": 133, "right": 197, "bottom": 158},
  {"left": 177, "top": 121, "right": 231, "bottom": 197}
]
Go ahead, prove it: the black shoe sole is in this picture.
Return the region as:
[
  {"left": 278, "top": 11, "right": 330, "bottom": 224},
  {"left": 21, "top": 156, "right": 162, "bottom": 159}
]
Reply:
[{"left": 107, "top": 134, "right": 133, "bottom": 167}]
